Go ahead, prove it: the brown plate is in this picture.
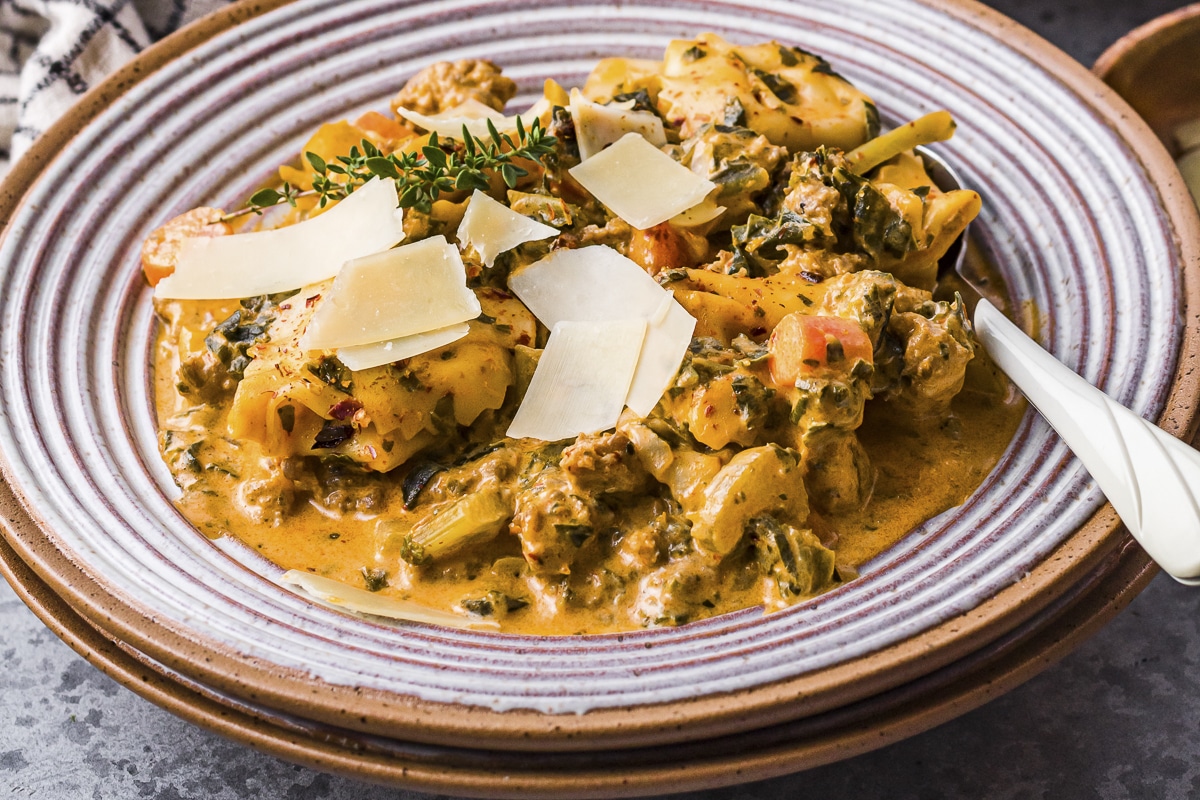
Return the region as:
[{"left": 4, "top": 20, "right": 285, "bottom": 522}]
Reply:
[
  {"left": 0, "top": 0, "right": 1197, "bottom": 757},
  {"left": 0, "top": 474, "right": 1158, "bottom": 797}
]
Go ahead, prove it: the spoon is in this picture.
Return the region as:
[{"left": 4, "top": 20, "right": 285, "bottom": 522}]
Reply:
[{"left": 923, "top": 149, "right": 1200, "bottom": 584}]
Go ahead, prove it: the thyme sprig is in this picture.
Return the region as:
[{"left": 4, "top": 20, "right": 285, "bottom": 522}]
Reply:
[{"left": 234, "top": 117, "right": 556, "bottom": 220}]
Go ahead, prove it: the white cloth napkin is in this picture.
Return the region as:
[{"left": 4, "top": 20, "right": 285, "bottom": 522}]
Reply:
[{"left": 0, "top": 0, "right": 231, "bottom": 173}]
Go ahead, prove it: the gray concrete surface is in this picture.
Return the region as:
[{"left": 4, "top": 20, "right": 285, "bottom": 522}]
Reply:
[{"left": 3, "top": 0, "right": 1198, "bottom": 797}]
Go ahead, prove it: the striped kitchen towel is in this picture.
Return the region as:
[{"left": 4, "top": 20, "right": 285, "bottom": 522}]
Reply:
[{"left": 0, "top": 0, "right": 231, "bottom": 173}]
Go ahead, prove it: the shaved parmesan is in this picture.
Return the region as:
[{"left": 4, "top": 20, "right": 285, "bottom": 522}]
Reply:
[
  {"left": 456, "top": 189, "right": 558, "bottom": 267},
  {"left": 569, "top": 88, "right": 666, "bottom": 160},
  {"left": 155, "top": 177, "right": 404, "bottom": 299},
  {"left": 281, "top": 570, "right": 499, "bottom": 630},
  {"left": 568, "top": 133, "right": 716, "bottom": 229},
  {"left": 626, "top": 295, "right": 696, "bottom": 416},
  {"left": 336, "top": 322, "right": 470, "bottom": 371},
  {"left": 509, "top": 246, "right": 696, "bottom": 417},
  {"left": 395, "top": 98, "right": 545, "bottom": 141},
  {"left": 671, "top": 198, "right": 726, "bottom": 228},
  {"left": 300, "top": 235, "right": 480, "bottom": 351},
  {"left": 510, "top": 246, "right": 664, "bottom": 324},
  {"left": 507, "top": 319, "right": 647, "bottom": 441}
]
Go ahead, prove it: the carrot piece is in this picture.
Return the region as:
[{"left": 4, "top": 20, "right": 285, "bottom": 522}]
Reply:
[
  {"left": 353, "top": 110, "right": 417, "bottom": 145},
  {"left": 140, "top": 207, "right": 230, "bottom": 287},
  {"left": 768, "top": 312, "right": 872, "bottom": 387}
]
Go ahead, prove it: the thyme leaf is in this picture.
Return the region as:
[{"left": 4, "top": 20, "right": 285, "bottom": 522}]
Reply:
[{"left": 234, "top": 118, "right": 557, "bottom": 219}]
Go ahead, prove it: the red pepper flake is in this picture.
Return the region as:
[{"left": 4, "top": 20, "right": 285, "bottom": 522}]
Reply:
[
  {"left": 305, "top": 293, "right": 322, "bottom": 308},
  {"left": 329, "top": 398, "right": 363, "bottom": 420},
  {"left": 704, "top": 404, "right": 716, "bottom": 418}
]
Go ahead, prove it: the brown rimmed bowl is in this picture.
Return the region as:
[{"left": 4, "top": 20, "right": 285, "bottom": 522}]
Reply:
[{"left": 1094, "top": 3, "right": 1200, "bottom": 158}]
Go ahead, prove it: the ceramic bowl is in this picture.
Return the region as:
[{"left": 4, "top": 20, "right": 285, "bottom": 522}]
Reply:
[
  {"left": 0, "top": 0, "right": 1197, "bottom": 757},
  {"left": 1094, "top": 4, "right": 1200, "bottom": 157}
]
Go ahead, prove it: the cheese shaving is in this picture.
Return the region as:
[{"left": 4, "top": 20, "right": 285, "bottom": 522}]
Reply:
[
  {"left": 671, "top": 198, "right": 726, "bottom": 228},
  {"left": 300, "top": 235, "right": 480, "bottom": 351},
  {"left": 336, "top": 322, "right": 471, "bottom": 372},
  {"left": 507, "top": 319, "right": 647, "bottom": 441},
  {"left": 394, "top": 98, "right": 546, "bottom": 141},
  {"left": 155, "top": 177, "right": 405, "bottom": 299},
  {"left": 569, "top": 88, "right": 666, "bottom": 160},
  {"left": 626, "top": 293, "right": 696, "bottom": 416},
  {"left": 568, "top": 133, "right": 716, "bottom": 229},
  {"left": 509, "top": 245, "right": 696, "bottom": 418},
  {"left": 456, "top": 190, "right": 559, "bottom": 267},
  {"left": 281, "top": 570, "right": 499, "bottom": 630}
]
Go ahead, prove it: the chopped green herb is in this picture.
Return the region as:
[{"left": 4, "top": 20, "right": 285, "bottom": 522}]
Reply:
[
  {"left": 752, "top": 69, "right": 798, "bottom": 104},
  {"left": 556, "top": 524, "right": 595, "bottom": 547},
  {"left": 311, "top": 420, "right": 353, "bottom": 450},
  {"left": 204, "top": 297, "right": 279, "bottom": 380},
  {"left": 611, "top": 89, "right": 659, "bottom": 116},
  {"left": 276, "top": 404, "right": 295, "bottom": 434},
  {"left": 361, "top": 567, "right": 389, "bottom": 592},
  {"left": 864, "top": 100, "right": 881, "bottom": 139},
  {"left": 306, "top": 356, "right": 353, "bottom": 393}
]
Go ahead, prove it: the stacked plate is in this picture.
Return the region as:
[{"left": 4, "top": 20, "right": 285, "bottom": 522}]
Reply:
[{"left": 0, "top": 0, "right": 1196, "bottom": 795}]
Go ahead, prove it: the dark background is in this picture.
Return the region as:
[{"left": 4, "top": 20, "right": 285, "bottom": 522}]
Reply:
[{"left": 2, "top": 1, "right": 1198, "bottom": 797}]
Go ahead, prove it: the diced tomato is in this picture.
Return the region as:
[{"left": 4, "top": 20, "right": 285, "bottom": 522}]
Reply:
[{"left": 768, "top": 312, "right": 872, "bottom": 387}]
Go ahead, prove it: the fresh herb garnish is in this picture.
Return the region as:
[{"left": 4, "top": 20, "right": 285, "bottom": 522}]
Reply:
[{"left": 236, "top": 118, "right": 556, "bottom": 218}]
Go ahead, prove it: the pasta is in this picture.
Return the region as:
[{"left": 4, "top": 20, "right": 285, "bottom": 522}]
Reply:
[{"left": 148, "top": 35, "right": 1022, "bottom": 633}]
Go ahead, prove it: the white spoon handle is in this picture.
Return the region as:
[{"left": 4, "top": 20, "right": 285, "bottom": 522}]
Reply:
[{"left": 974, "top": 299, "right": 1200, "bottom": 584}]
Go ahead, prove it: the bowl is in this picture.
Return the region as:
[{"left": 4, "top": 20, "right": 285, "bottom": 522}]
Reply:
[
  {"left": 0, "top": 0, "right": 1196, "bottom": 770},
  {"left": 1094, "top": 4, "right": 1200, "bottom": 157}
]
